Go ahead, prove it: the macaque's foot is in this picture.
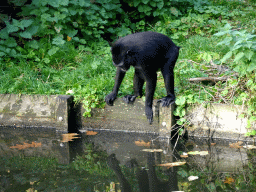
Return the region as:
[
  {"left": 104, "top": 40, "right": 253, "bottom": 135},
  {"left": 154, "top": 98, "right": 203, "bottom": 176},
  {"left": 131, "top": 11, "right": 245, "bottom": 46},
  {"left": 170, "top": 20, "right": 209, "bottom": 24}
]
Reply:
[
  {"left": 105, "top": 92, "right": 117, "bottom": 106},
  {"left": 158, "top": 94, "right": 175, "bottom": 107},
  {"left": 123, "top": 95, "right": 137, "bottom": 104}
]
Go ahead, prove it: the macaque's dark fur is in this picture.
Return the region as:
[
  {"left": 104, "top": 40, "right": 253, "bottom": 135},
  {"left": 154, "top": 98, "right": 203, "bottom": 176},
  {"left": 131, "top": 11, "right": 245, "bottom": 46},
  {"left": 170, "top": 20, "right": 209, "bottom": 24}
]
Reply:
[{"left": 105, "top": 31, "right": 180, "bottom": 124}]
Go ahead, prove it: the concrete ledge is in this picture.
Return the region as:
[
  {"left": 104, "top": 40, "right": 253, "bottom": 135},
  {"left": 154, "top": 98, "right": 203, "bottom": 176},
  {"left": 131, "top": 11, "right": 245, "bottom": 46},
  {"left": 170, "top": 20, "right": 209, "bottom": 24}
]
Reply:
[
  {"left": 0, "top": 94, "right": 254, "bottom": 141},
  {"left": 187, "top": 103, "right": 253, "bottom": 141},
  {"left": 0, "top": 94, "right": 74, "bottom": 132},
  {"left": 81, "top": 98, "right": 176, "bottom": 136}
]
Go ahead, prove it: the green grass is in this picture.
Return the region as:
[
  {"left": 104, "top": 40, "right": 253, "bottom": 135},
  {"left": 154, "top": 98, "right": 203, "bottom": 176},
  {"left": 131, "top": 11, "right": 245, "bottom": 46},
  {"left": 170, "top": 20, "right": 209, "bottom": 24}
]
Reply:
[{"left": 1, "top": 0, "right": 256, "bottom": 117}]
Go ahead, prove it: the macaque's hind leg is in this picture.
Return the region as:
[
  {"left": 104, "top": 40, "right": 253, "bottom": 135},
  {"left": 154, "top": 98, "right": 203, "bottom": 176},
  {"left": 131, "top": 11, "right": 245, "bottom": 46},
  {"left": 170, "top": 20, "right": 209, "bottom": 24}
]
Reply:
[
  {"left": 158, "top": 48, "right": 179, "bottom": 107},
  {"left": 123, "top": 69, "right": 145, "bottom": 104}
]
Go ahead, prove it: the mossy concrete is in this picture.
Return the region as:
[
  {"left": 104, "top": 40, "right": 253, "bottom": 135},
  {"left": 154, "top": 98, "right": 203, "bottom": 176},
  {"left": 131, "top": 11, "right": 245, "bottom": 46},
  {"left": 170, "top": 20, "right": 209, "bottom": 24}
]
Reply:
[{"left": 0, "top": 94, "right": 74, "bottom": 132}]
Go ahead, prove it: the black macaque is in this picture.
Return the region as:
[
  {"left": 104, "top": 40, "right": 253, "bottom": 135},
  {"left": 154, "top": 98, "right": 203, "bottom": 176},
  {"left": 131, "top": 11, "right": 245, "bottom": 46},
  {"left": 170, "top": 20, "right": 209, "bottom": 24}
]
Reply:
[
  {"left": 105, "top": 31, "right": 180, "bottom": 124},
  {"left": 107, "top": 153, "right": 179, "bottom": 192}
]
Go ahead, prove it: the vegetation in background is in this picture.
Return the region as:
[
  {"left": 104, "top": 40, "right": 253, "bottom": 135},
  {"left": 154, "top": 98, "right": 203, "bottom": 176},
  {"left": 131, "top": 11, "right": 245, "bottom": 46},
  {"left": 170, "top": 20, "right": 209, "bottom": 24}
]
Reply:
[{"left": 0, "top": 0, "right": 256, "bottom": 132}]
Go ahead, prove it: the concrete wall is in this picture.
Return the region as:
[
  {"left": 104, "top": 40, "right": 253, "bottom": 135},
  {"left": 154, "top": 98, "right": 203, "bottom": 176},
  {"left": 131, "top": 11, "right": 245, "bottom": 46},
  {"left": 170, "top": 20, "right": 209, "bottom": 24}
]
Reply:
[
  {"left": 0, "top": 94, "right": 254, "bottom": 141},
  {"left": 0, "top": 94, "right": 73, "bottom": 132},
  {"left": 186, "top": 103, "right": 251, "bottom": 141}
]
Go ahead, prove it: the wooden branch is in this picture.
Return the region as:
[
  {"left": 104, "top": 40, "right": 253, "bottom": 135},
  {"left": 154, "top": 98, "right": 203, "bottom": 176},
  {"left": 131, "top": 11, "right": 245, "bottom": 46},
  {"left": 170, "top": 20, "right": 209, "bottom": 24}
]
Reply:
[{"left": 188, "top": 76, "right": 228, "bottom": 83}]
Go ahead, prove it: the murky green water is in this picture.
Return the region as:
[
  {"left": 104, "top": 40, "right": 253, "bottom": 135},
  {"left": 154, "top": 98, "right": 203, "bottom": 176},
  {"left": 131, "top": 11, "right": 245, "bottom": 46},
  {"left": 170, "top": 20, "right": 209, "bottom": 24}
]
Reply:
[{"left": 1, "top": 126, "right": 256, "bottom": 191}]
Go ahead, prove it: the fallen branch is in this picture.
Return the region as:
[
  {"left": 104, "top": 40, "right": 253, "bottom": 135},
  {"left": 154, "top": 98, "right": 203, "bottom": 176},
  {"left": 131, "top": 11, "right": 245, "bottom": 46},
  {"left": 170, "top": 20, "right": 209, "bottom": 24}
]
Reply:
[{"left": 188, "top": 76, "right": 228, "bottom": 83}]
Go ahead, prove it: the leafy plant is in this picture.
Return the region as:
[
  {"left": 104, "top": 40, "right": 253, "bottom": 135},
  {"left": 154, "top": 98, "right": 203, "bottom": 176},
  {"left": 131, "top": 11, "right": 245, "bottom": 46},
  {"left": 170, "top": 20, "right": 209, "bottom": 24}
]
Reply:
[
  {"left": 214, "top": 23, "right": 256, "bottom": 75},
  {"left": 0, "top": 0, "right": 128, "bottom": 63},
  {"left": 214, "top": 23, "right": 256, "bottom": 130}
]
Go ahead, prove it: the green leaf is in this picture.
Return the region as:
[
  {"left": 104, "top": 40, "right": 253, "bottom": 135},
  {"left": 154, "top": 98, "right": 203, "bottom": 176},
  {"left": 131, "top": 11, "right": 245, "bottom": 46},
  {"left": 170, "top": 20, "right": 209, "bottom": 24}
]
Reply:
[
  {"left": 153, "top": 11, "right": 159, "bottom": 17},
  {"left": 134, "top": 0, "right": 140, "bottom": 7},
  {"left": 26, "top": 25, "right": 39, "bottom": 36},
  {"left": 142, "top": 0, "right": 150, "bottom": 4},
  {"left": 217, "top": 37, "right": 232, "bottom": 46},
  {"left": 32, "top": 0, "right": 46, "bottom": 6},
  {"left": 80, "top": 39, "right": 87, "bottom": 44},
  {"left": 6, "top": 23, "right": 19, "bottom": 33},
  {"left": 60, "top": 0, "right": 69, "bottom": 6},
  {"left": 54, "top": 12, "right": 67, "bottom": 20},
  {"left": 176, "top": 96, "right": 186, "bottom": 106},
  {"left": 150, "top": 2, "right": 156, "bottom": 7},
  {"left": 48, "top": 0, "right": 60, "bottom": 7},
  {"left": 244, "top": 50, "right": 254, "bottom": 61},
  {"left": 221, "top": 51, "right": 232, "bottom": 63},
  {"left": 27, "top": 40, "right": 39, "bottom": 49},
  {"left": 79, "top": 0, "right": 91, "bottom": 7},
  {"left": 48, "top": 46, "right": 60, "bottom": 56},
  {"left": 177, "top": 117, "right": 185, "bottom": 125},
  {"left": 43, "top": 58, "right": 50, "bottom": 63},
  {"left": 0, "top": 52, "right": 6, "bottom": 57},
  {"left": 69, "top": 9, "right": 77, "bottom": 15},
  {"left": 0, "top": 28, "right": 9, "bottom": 39},
  {"left": 214, "top": 31, "right": 229, "bottom": 36},
  {"left": 232, "top": 44, "right": 242, "bottom": 51},
  {"left": 0, "top": 45, "right": 6, "bottom": 51},
  {"left": 19, "top": 31, "right": 32, "bottom": 39},
  {"left": 247, "top": 62, "right": 256, "bottom": 72},
  {"left": 9, "top": 49, "right": 17, "bottom": 57},
  {"left": 40, "top": 7, "right": 49, "bottom": 13},
  {"left": 234, "top": 52, "right": 244, "bottom": 63},
  {"left": 221, "top": 89, "right": 228, "bottom": 96},
  {"left": 52, "top": 36, "right": 65, "bottom": 45},
  {"left": 170, "top": 7, "right": 179, "bottom": 17},
  {"left": 245, "top": 41, "right": 253, "bottom": 49},
  {"left": 66, "top": 29, "right": 78, "bottom": 37},
  {"left": 21, "top": 19, "right": 33, "bottom": 28},
  {"left": 157, "top": 1, "right": 164, "bottom": 9},
  {"left": 41, "top": 13, "right": 51, "bottom": 22},
  {"left": 138, "top": 4, "right": 152, "bottom": 13},
  {"left": 4, "top": 37, "right": 17, "bottom": 47}
]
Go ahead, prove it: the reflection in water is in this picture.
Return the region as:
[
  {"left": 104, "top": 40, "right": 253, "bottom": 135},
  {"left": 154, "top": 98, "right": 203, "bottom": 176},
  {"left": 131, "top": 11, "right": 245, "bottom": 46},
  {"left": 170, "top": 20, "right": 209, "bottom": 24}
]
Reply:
[
  {"left": 107, "top": 152, "right": 179, "bottom": 192},
  {"left": 0, "top": 126, "right": 256, "bottom": 191}
]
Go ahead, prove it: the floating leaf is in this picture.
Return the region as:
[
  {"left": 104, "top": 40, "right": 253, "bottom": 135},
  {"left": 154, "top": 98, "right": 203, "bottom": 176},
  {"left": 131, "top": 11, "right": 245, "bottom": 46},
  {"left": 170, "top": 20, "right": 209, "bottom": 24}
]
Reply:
[
  {"left": 86, "top": 131, "right": 98, "bottom": 135},
  {"left": 61, "top": 133, "right": 80, "bottom": 142},
  {"left": 142, "top": 149, "right": 163, "bottom": 152},
  {"left": 187, "top": 151, "right": 208, "bottom": 156},
  {"left": 229, "top": 141, "right": 243, "bottom": 149},
  {"left": 10, "top": 142, "right": 42, "bottom": 150},
  {"left": 135, "top": 140, "right": 150, "bottom": 147},
  {"left": 156, "top": 162, "right": 186, "bottom": 167}
]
